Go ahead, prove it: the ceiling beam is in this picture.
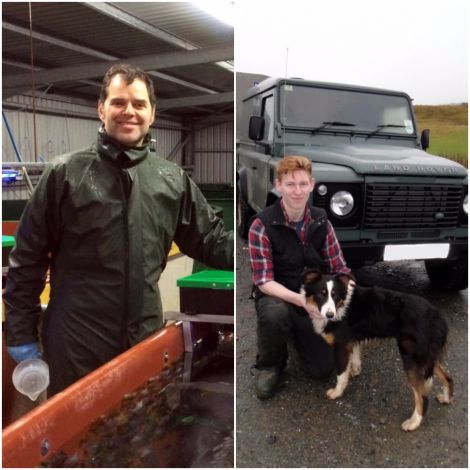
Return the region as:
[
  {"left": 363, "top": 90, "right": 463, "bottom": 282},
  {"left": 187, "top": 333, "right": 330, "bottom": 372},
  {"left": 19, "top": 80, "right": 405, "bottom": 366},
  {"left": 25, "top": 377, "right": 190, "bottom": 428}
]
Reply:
[
  {"left": 3, "top": 57, "right": 102, "bottom": 89},
  {"left": 2, "top": 20, "right": 116, "bottom": 60},
  {"left": 148, "top": 71, "right": 217, "bottom": 94},
  {"left": 3, "top": 45, "right": 233, "bottom": 98},
  {"left": 2, "top": 100, "right": 98, "bottom": 119},
  {"left": 158, "top": 91, "right": 234, "bottom": 110}
]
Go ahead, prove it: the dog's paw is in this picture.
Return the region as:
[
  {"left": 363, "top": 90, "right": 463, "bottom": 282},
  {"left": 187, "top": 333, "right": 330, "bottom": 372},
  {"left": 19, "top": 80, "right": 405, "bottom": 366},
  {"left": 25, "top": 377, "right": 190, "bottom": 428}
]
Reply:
[
  {"left": 326, "top": 388, "right": 343, "bottom": 400},
  {"left": 350, "top": 363, "right": 361, "bottom": 377},
  {"left": 436, "top": 392, "right": 452, "bottom": 404},
  {"left": 401, "top": 415, "right": 422, "bottom": 432}
]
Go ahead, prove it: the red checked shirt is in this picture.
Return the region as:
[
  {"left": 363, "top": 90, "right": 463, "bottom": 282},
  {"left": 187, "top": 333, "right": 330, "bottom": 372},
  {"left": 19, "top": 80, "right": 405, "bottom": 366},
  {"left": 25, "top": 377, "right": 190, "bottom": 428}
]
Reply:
[{"left": 249, "top": 200, "right": 350, "bottom": 286}]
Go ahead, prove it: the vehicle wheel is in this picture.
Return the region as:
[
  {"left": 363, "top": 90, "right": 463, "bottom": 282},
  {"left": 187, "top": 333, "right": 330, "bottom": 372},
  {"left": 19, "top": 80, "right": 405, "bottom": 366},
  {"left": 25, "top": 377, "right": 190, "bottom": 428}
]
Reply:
[
  {"left": 237, "top": 183, "right": 255, "bottom": 238},
  {"left": 425, "top": 255, "right": 468, "bottom": 291}
]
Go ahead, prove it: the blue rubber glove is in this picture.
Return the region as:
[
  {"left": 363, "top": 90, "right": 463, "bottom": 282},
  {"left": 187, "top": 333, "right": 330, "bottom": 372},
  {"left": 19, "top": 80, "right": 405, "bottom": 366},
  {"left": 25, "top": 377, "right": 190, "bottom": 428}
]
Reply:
[{"left": 7, "top": 342, "right": 42, "bottom": 363}]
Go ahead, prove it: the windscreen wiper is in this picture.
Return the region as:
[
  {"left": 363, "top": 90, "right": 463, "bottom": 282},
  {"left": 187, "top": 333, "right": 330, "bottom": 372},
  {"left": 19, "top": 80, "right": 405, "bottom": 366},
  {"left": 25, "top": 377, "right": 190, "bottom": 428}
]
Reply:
[
  {"left": 366, "top": 123, "right": 406, "bottom": 139},
  {"left": 311, "top": 121, "right": 355, "bottom": 135}
]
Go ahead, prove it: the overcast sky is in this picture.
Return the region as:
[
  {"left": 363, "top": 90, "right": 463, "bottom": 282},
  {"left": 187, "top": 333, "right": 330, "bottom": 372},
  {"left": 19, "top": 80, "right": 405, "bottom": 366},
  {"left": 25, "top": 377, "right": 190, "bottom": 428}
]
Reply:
[{"left": 235, "top": 0, "right": 468, "bottom": 105}]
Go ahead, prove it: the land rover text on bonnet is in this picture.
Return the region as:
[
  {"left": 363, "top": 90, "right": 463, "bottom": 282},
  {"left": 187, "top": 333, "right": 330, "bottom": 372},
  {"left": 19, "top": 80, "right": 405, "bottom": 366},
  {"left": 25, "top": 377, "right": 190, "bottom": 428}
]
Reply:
[{"left": 237, "top": 78, "right": 468, "bottom": 291}]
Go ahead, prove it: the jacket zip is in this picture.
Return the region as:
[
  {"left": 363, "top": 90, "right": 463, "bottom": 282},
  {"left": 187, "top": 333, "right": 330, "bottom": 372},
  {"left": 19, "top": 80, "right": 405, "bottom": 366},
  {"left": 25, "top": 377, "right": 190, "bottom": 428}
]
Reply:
[{"left": 120, "top": 170, "right": 130, "bottom": 349}]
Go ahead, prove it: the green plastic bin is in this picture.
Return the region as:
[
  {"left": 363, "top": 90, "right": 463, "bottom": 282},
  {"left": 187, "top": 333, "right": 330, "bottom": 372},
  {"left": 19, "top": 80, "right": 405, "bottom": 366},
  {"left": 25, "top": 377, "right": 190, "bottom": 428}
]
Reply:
[
  {"left": 177, "top": 269, "right": 234, "bottom": 316},
  {"left": 2, "top": 236, "right": 15, "bottom": 248},
  {"left": 2, "top": 235, "right": 15, "bottom": 269}
]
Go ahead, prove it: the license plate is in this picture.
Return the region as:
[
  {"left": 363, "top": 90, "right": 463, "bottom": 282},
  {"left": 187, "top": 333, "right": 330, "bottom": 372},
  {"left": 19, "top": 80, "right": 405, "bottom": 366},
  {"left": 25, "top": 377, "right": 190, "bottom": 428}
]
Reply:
[{"left": 383, "top": 243, "right": 450, "bottom": 261}]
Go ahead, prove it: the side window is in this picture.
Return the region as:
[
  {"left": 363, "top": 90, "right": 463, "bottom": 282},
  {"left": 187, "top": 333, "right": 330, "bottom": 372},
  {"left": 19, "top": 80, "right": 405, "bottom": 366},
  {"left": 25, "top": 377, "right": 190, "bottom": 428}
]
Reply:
[{"left": 262, "top": 95, "right": 274, "bottom": 141}]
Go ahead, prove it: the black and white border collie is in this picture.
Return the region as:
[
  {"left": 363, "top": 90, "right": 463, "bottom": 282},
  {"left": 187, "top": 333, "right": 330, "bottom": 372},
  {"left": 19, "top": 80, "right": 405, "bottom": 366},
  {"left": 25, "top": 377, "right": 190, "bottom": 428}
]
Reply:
[{"left": 301, "top": 269, "right": 453, "bottom": 432}]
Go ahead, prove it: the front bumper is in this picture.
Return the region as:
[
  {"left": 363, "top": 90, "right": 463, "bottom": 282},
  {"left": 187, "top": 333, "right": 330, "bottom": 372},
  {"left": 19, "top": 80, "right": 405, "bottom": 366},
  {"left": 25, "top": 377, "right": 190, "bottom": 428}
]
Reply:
[{"left": 341, "top": 238, "right": 467, "bottom": 267}]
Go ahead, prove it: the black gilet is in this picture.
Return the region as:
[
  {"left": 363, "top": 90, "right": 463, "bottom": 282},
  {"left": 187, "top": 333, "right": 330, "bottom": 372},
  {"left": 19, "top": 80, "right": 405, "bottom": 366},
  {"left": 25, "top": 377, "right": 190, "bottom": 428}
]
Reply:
[{"left": 256, "top": 199, "right": 328, "bottom": 294}]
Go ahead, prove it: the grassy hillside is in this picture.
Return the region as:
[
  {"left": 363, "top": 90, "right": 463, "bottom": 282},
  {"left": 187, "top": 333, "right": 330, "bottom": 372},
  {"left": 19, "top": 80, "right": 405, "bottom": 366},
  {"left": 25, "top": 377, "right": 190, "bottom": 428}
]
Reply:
[{"left": 414, "top": 103, "right": 467, "bottom": 168}]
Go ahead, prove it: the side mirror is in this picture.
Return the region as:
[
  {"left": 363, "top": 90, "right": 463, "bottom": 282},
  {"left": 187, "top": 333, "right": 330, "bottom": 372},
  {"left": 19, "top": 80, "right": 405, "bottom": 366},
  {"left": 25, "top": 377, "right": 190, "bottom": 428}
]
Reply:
[
  {"left": 248, "top": 116, "right": 265, "bottom": 141},
  {"left": 421, "top": 129, "right": 430, "bottom": 151}
]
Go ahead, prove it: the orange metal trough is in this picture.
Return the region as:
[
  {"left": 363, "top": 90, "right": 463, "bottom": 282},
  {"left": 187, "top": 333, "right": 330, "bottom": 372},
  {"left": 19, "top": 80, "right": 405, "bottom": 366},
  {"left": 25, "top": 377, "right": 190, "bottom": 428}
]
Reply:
[{"left": 2, "top": 324, "right": 185, "bottom": 468}]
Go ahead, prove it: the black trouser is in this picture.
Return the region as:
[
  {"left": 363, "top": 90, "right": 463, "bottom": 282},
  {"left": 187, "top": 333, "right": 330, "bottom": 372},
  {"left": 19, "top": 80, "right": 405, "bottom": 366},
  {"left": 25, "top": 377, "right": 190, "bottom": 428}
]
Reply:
[{"left": 255, "top": 295, "right": 335, "bottom": 379}]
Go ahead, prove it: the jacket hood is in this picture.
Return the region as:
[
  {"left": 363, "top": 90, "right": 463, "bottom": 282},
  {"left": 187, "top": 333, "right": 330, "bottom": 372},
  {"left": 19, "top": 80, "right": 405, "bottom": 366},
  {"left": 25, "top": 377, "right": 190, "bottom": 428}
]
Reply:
[{"left": 285, "top": 141, "right": 467, "bottom": 177}]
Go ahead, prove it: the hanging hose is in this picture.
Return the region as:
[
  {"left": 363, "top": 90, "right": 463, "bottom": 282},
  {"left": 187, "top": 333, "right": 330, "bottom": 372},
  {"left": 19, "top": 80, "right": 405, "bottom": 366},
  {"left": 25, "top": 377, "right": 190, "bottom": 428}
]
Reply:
[{"left": 28, "top": 2, "right": 38, "bottom": 163}]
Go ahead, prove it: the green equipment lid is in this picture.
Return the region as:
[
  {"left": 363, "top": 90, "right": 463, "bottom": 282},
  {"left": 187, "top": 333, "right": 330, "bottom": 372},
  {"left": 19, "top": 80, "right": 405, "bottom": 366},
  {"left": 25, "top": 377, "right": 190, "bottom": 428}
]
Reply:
[
  {"left": 177, "top": 269, "right": 234, "bottom": 290},
  {"left": 2, "top": 235, "right": 15, "bottom": 248}
]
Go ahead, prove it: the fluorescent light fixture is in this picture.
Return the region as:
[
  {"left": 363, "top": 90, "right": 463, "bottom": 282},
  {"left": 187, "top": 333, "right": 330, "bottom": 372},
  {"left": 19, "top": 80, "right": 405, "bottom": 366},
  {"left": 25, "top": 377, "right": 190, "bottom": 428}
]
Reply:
[
  {"left": 2, "top": 169, "right": 19, "bottom": 183},
  {"left": 383, "top": 244, "right": 450, "bottom": 261},
  {"left": 216, "top": 61, "right": 234, "bottom": 72},
  {"left": 192, "top": 1, "right": 234, "bottom": 27}
]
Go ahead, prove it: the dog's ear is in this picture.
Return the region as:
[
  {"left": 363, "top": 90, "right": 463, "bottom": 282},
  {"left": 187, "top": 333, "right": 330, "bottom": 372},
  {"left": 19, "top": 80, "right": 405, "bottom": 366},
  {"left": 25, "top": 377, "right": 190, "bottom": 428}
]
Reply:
[
  {"left": 335, "top": 271, "right": 355, "bottom": 287},
  {"left": 302, "top": 268, "right": 322, "bottom": 285}
]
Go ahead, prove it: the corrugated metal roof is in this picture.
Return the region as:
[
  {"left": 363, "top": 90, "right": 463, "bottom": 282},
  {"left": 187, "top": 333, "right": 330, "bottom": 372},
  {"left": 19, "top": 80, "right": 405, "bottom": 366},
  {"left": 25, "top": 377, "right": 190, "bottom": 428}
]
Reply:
[
  {"left": 2, "top": 1, "right": 234, "bottom": 120},
  {"left": 114, "top": 2, "right": 234, "bottom": 48}
]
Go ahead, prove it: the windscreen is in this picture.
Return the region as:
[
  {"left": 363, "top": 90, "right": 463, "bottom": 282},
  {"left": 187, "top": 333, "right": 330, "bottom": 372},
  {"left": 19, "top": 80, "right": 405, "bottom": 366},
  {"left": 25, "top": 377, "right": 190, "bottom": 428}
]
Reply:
[{"left": 279, "top": 84, "right": 415, "bottom": 135}]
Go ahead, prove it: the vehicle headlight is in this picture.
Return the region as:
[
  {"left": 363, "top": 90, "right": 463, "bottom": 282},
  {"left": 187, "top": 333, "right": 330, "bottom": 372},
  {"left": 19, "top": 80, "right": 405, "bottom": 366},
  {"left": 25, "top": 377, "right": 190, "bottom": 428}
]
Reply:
[
  {"left": 330, "top": 191, "right": 354, "bottom": 216},
  {"left": 464, "top": 194, "right": 468, "bottom": 214}
]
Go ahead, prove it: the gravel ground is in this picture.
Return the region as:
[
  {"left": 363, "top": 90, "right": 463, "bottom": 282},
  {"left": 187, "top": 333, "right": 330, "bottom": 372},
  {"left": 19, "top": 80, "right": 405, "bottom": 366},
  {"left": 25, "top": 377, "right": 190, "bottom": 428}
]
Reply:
[{"left": 236, "top": 236, "right": 468, "bottom": 468}]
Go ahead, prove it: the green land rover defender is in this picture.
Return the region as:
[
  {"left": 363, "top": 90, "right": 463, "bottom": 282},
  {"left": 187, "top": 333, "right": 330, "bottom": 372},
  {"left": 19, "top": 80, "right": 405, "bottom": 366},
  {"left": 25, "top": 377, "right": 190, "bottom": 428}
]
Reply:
[{"left": 237, "top": 78, "right": 468, "bottom": 291}]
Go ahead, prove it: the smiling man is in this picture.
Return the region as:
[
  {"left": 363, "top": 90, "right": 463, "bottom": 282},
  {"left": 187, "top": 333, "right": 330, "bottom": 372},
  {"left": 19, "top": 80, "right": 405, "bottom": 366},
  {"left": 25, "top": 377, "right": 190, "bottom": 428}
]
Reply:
[
  {"left": 4, "top": 64, "right": 234, "bottom": 395},
  {"left": 98, "top": 70, "right": 156, "bottom": 147},
  {"left": 248, "top": 156, "right": 350, "bottom": 399}
]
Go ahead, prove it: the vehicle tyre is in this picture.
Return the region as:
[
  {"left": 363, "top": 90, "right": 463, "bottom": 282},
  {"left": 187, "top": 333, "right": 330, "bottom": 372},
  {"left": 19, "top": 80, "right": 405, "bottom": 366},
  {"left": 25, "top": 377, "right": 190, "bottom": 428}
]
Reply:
[
  {"left": 424, "top": 255, "right": 468, "bottom": 291},
  {"left": 237, "top": 182, "right": 255, "bottom": 238}
]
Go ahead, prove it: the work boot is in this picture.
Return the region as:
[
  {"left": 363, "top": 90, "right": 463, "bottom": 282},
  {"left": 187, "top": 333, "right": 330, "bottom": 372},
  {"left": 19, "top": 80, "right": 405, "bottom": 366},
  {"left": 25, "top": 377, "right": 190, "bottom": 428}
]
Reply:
[{"left": 255, "top": 368, "right": 280, "bottom": 399}]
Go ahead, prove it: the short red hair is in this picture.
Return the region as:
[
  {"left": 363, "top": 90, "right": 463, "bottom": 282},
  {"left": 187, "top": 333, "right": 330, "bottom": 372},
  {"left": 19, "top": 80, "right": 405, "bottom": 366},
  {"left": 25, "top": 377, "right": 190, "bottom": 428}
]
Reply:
[{"left": 276, "top": 156, "right": 312, "bottom": 181}]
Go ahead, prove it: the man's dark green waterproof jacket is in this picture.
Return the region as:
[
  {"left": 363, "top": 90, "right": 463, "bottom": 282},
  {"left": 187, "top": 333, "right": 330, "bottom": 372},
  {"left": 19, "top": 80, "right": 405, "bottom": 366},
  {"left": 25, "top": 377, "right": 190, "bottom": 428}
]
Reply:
[{"left": 4, "top": 131, "right": 234, "bottom": 393}]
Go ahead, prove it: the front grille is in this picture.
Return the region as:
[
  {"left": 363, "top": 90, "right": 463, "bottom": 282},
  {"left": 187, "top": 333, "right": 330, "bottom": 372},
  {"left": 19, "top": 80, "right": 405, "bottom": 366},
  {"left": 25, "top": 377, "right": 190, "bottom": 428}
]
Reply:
[
  {"left": 377, "top": 232, "right": 408, "bottom": 240},
  {"left": 364, "top": 184, "right": 463, "bottom": 230},
  {"left": 411, "top": 230, "right": 440, "bottom": 239}
]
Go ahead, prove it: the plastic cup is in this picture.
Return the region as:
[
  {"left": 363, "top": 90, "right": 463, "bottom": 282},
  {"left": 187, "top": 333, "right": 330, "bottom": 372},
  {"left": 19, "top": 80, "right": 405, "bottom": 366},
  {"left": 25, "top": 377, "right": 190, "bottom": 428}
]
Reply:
[{"left": 12, "top": 358, "right": 49, "bottom": 401}]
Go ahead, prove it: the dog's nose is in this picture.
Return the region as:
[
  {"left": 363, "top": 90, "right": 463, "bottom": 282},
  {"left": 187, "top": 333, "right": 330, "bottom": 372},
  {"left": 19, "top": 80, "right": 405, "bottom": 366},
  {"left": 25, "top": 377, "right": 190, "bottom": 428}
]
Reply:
[{"left": 326, "top": 311, "right": 334, "bottom": 319}]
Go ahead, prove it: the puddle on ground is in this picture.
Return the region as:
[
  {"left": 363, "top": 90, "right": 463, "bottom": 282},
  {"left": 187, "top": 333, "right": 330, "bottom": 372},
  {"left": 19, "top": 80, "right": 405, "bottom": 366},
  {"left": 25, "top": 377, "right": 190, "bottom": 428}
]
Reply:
[{"left": 40, "top": 340, "right": 233, "bottom": 468}]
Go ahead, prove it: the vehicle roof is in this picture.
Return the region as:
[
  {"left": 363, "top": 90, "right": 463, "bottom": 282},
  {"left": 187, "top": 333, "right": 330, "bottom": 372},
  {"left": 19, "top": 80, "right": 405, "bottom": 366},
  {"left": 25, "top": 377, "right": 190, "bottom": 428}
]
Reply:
[{"left": 242, "top": 77, "right": 412, "bottom": 101}]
